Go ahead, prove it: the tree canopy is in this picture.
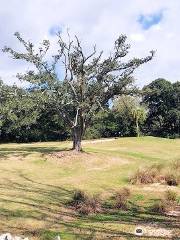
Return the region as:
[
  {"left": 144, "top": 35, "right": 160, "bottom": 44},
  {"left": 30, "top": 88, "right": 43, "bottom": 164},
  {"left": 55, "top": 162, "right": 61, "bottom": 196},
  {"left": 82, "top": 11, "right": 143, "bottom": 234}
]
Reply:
[
  {"left": 142, "top": 78, "right": 180, "bottom": 137},
  {"left": 3, "top": 32, "right": 154, "bottom": 150}
]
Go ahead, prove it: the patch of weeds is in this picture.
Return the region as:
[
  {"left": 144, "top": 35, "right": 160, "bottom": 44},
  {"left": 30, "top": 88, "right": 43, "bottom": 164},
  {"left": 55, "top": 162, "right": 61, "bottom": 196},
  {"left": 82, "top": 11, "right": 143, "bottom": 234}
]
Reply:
[
  {"left": 70, "top": 190, "right": 87, "bottom": 207},
  {"left": 69, "top": 190, "right": 101, "bottom": 215},
  {"left": 151, "top": 190, "right": 178, "bottom": 214},
  {"left": 130, "top": 163, "right": 179, "bottom": 186},
  {"left": 164, "top": 172, "right": 179, "bottom": 186},
  {"left": 164, "top": 190, "right": 177, "bottom": 202},
  {"left": 114, "top": 187, "right": 131, "bottom": 210},
  {"left": 129, "top": 166, "right": 159, "bottom": 184}
]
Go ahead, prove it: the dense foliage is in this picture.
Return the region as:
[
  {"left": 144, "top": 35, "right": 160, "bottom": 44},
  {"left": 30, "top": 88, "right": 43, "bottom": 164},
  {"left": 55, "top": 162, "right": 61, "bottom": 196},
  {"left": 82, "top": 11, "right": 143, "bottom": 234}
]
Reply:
[
  {"left": 0, "top": 78, "right": 179, "bottom": 142},
  {"left": 142, "top": 78, "right": 180, "bottom": 138}
]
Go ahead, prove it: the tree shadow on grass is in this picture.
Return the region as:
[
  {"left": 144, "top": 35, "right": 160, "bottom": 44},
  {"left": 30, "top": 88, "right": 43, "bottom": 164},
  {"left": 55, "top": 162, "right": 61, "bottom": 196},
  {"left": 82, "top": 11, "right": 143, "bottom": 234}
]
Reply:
[
  {"left": 0, "top": 174, "right": 179, "bottom": 239},
  {"left": 0, "top": 145, "right": 91, "bottom": 160},
  {"left": 0, "top": 146, "right": 71, "bottom": 160}
]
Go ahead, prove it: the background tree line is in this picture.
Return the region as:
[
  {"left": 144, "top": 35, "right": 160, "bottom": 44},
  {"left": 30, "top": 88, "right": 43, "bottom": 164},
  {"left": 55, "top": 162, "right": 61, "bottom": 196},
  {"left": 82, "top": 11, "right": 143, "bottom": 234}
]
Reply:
[{"left": 0, "top": 78, "right": 179, "bottom": 143}]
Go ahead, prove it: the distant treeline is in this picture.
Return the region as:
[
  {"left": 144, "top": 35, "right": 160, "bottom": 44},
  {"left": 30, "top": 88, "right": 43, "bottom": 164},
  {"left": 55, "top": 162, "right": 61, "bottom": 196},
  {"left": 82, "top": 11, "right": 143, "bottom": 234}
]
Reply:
[{"left": 0, "top": 78, "right": 179, "bottom": 142}]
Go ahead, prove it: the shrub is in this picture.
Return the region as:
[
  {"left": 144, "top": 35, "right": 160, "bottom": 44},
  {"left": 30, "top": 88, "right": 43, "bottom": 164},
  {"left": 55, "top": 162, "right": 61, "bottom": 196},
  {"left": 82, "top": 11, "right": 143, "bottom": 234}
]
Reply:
[
  {"left": 114, "top": 187, "right": 131, "bottom": 209},
  {"left": 71, "top": 190, "right": 87, "bottom": 207},
  {"left": 164, "top": 173, "right": 179, "bottom": 186},
  {"left": 78, "top": 196, "right": 101, "bottom": 215},
  {"left": 70, "top": 190, "right": 101, "bottom": 215},
  {"left": 164, "top": 190, "right": 177, "bottom": 202},
  {"left": 151, "top": 190, "right": 178, "bottom": 214},
  {"left": 129, "top": 167, "right": 159, "bottom": 184},
  {"left": 130, "top": 164, "right": 179, "bottom": 186}
]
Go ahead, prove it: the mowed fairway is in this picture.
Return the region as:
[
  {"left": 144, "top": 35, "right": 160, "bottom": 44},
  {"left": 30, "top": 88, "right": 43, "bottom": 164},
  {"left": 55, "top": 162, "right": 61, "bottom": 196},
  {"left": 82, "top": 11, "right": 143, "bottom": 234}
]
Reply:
[{"left": 0, "top": 137, "right": 179, "bottom": 239}]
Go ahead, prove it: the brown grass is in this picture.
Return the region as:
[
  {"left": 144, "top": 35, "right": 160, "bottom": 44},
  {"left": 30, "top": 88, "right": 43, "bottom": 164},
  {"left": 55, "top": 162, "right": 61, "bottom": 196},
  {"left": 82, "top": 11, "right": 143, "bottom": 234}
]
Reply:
[
  {"left": 130, "top": 163, "right": 179, "bottom": 186},
  {"left": 129, "top": 166, "right": 159, "bottom": 184},
  {"left": 114, "top": 187, "right": 131, "bottom": 210},
  {"left": 151, "top": 190, "right": 178, "bottom": 214},
  {"left": 70, "top": 190, "right": 101, "bottom": 215},
  {"left": 164, "top": 173, "right": 179, "bottom": 186}
]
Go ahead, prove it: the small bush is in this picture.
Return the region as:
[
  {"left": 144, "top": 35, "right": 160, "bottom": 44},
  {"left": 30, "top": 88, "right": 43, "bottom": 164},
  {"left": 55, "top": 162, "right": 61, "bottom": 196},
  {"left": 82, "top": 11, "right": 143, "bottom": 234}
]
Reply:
[
  {"left": 151, "top": 190, "right": 178, "bottom": 214},
  {"left": 130, "top": 164, "right": 179, "bottom": 186},
  {"left": 71, "top": 190, "right": 87, "bottom": 207},
  {"left": 164, "top": 173, "right": 179, "bottom": 186},
  {"left": 78, "top": 196, "right": 101, "bottom": 215},
  {"left": 129, "top": 167, "right": 158, "bottom": 184},
  {"left": 164, "top": 190, "right": 177, "bottom": 202},
  {"left": 114, "top": 187, "right": 131, "bottom": 209},
  {"left": 70, "top": 190, "right": 101, "bottom": 215}
]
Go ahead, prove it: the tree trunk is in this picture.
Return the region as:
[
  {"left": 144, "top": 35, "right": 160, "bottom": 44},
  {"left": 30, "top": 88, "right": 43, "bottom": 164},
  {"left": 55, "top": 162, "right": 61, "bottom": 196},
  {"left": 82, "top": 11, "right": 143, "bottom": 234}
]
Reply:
[
  {"left": 72, "top": 127, "right": 82, "bottom": 152},
  {"left": 136, "top": 119, "right": 140, "bottom": 137}
]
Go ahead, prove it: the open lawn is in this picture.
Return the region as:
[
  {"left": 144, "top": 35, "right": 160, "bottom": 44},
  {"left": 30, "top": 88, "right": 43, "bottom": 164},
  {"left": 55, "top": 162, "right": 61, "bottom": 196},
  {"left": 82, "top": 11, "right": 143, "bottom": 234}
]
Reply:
[{"left": 0, "top": 137, "right": 179, "bottom": 239}]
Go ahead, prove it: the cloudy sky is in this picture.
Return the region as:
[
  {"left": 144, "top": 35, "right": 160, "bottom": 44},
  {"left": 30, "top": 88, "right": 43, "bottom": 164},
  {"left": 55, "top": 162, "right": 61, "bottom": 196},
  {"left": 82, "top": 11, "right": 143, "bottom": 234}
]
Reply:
[{"left": 0, "top": 0, "right": 179, "bottom": 87}]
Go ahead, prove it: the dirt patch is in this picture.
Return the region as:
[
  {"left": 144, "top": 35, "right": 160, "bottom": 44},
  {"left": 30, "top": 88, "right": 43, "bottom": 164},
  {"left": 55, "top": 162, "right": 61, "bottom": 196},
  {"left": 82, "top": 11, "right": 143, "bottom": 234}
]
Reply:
[
  {"left": 136, "top": 224, "right": 173, "bottom": 237},
  {"left": 49, "top": 150, "right": 90, "bottom": 160},
  {"left": 141, "top": 183, "right": 179, "bottom": 192},
  {"left": 48, "top": 151, "right": 129, "bottom": 170},
  {"left": 47, "top": 150, "right": 93, "bottom": 166}
]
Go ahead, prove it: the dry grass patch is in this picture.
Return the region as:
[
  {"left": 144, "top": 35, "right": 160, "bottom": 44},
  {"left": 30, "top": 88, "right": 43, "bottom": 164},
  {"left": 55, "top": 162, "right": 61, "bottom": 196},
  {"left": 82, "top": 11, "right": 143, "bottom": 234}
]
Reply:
[
  {"left": 151, "top": 190, "right": 178, "bottom": 214},
  {"left": 130, "top": 162, "right": 179, "bottom": 186},
  {"left": 114, "top": 187, "right": 131, "bottom": 210},
  {"left": 129, "top": 165, "right": 161, "bottom": 184},
  {"left": 69, "top": 190, "right": 102, "bottom": 215}
]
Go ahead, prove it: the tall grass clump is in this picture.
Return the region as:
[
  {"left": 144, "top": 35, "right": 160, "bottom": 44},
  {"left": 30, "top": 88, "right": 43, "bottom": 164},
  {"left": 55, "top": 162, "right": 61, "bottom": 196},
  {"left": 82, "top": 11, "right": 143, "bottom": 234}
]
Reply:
[
  {"left": 114, "top": 187, "right": 131, "bottom": 210},
  {"left": 164, "top": 173, "right": 179, "bottom": 186},
  {"left": 130, "top": 162, "right": 179, "bottom": 186},
  {"left": 151, "top": 190, "right": 178, "bottom": 214},
  {"left": 164, "top": 160, "right": 179, "bottom": 186},
  {"left": 164, "top": 190, "right": 177, "bottom": 202},
  {"left": 129, "top": 165, "right": 160, "bottom": 184},
  {"left": 70, "top": 190, "right": 101, "bottom": 215}
]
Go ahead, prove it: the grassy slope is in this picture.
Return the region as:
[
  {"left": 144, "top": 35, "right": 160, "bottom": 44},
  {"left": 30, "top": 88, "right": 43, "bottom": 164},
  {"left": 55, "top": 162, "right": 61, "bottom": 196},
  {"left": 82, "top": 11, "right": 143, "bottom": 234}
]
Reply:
[{"left": 0, "top": 137, "right": 179, "bottom": 239}]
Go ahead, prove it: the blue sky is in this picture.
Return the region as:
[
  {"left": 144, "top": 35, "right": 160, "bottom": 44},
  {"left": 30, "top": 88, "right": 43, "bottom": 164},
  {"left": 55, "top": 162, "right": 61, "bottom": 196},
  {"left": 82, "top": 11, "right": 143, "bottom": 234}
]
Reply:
[
  {"left": 0, "top": 0, "right": 179, "bottom": 87},
  {"left": 138, "top": 11, "right": 163, "bottom": 30}
]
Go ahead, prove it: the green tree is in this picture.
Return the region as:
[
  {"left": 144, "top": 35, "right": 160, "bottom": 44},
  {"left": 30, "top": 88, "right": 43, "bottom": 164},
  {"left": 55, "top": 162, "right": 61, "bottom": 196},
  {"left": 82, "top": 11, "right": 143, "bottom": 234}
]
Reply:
[
  {"left": 142, "top": 78, "right": 180, "bottom": 137},
  {"left": 3, "top": 32, "right": 154, "bottom": 151},
  {"left": 132, "top": 106, "right": 147, "bottom": 137},
  {"left": 0, "top": 81, "right": 40, "bottom": 142},
  {"left": 113, "top": 95, "right": 146, "bottom": 137}
]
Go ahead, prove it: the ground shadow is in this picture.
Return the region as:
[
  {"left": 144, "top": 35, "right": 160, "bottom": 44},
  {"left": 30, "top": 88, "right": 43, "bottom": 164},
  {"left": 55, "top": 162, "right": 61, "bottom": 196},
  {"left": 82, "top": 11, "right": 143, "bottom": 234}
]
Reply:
[
  {"left": 0, "top": 146, "right": 72, "bottom": 160},
  {"left": 0, "top": 173, "right": 179, "bottom": 239}
]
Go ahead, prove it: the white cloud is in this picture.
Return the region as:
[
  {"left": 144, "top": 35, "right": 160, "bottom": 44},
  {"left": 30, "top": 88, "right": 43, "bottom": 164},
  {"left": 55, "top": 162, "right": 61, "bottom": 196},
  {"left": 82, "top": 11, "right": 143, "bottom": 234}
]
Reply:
[
  {"left": 130, "top": 33, "right": 145, "bottom": 42},
  {"left": 0, "top": 0, "right": 180, "bottom": 87}
]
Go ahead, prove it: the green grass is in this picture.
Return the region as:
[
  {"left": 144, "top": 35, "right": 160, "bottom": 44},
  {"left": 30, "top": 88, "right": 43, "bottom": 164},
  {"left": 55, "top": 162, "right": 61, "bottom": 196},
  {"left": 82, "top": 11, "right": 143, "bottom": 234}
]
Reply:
[{"left": 0, "top": 137, "right": 179, "bottom": 239}]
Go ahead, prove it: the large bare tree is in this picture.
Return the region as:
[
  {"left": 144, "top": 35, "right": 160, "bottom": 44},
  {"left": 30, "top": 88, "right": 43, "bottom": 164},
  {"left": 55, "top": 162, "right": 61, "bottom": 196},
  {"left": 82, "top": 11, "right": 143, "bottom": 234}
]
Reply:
[{"left": 3, "top": 32, "right": 154, "bottom": 151}]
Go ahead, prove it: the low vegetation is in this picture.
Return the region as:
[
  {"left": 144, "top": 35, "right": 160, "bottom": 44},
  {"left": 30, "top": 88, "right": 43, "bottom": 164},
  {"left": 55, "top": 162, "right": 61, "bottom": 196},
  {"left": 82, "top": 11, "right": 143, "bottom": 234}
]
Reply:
[
  {"left": 164, "top": 189, "right": 178, "bottom": 202},
  {"left": 70, "top": 190, "right": 101, "bottom": 215},
  {"left": 0, "top": 137, "right": 179, "bottom": 239},
  {"left": 114, "top": 187, "right": 131, "bottom": 210},
  {"left": 130, "top": 162, "right": 180, "bottom": 186},
  {"left": 151, "top": 190, "right": 178, "bottom": 214}
]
